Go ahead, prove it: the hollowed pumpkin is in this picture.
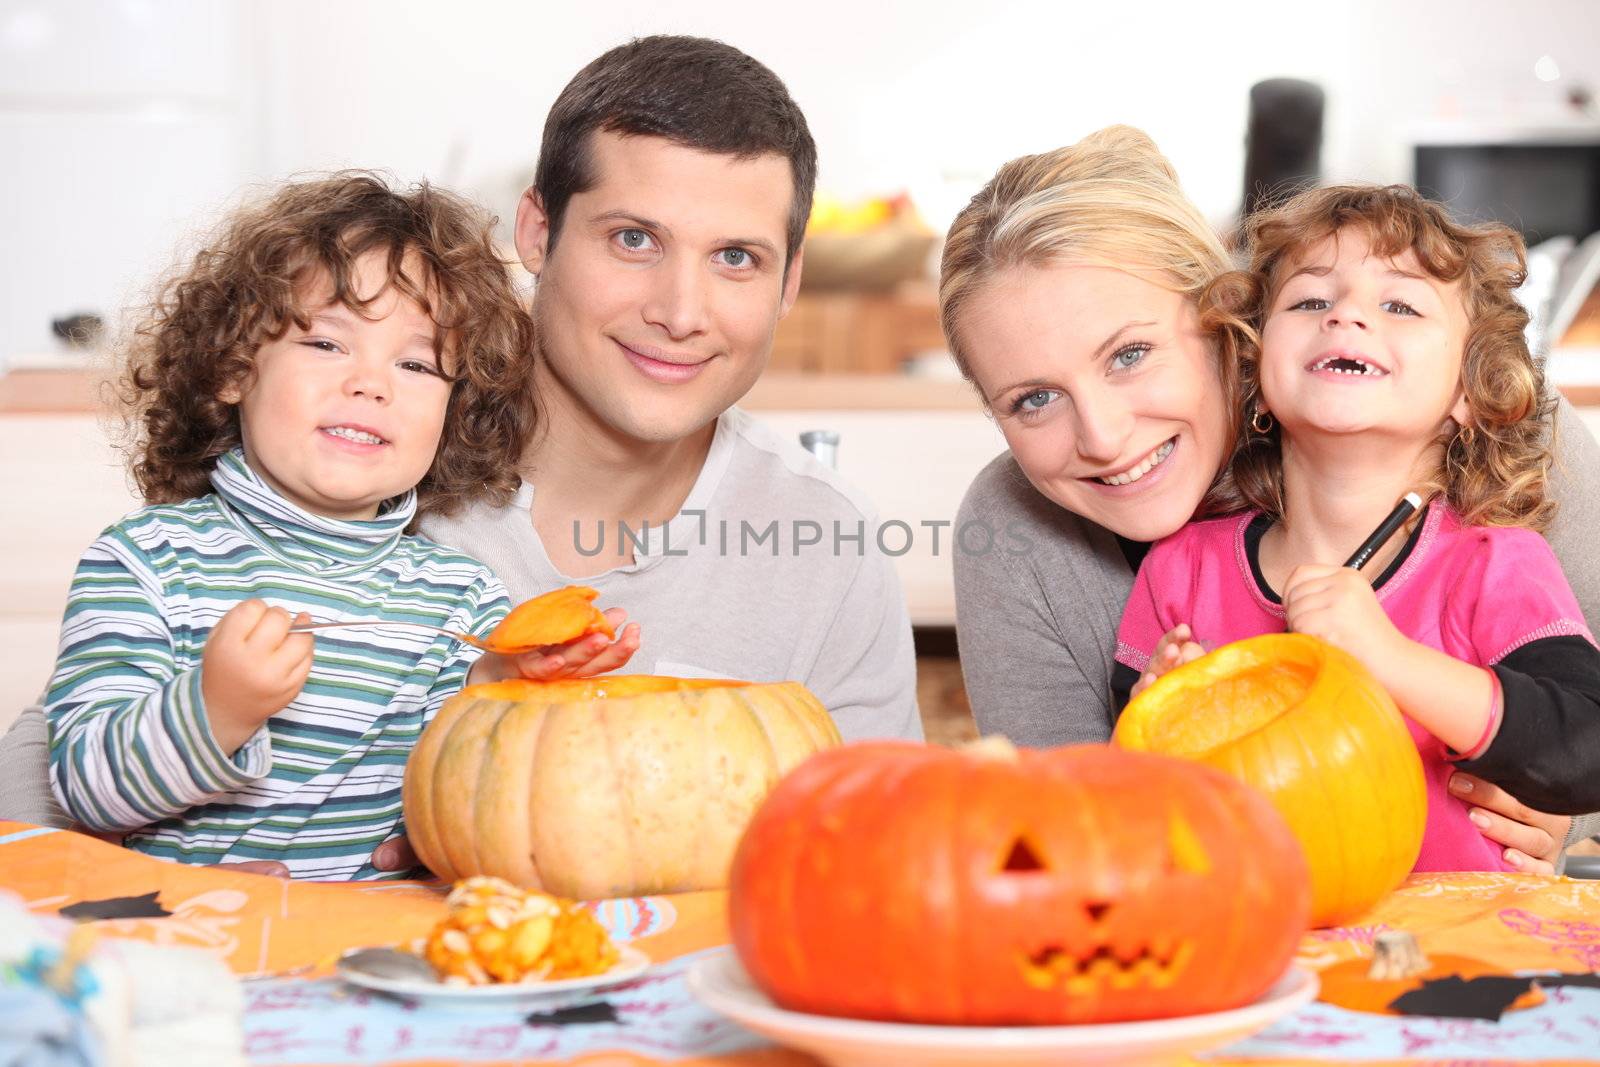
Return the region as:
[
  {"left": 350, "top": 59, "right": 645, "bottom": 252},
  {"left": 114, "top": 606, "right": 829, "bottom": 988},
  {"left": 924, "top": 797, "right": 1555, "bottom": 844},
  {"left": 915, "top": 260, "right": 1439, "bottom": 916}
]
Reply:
[
  {"left": 728, "top": 739, "right": 1310, "bottom": 1026},
  {"left": 402, "top": 675, "right": 840, "bottom": 899},
  {"left": 1115, "top": 633, "right": 1426, "bottom": 927}
]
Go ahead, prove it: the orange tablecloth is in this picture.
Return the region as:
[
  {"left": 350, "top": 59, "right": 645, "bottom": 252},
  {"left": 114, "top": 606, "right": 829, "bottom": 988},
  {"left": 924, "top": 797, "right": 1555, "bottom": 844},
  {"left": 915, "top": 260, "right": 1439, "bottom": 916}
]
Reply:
[{"left": 5, "top": 820, "right": 1600, "bottom": 1066}]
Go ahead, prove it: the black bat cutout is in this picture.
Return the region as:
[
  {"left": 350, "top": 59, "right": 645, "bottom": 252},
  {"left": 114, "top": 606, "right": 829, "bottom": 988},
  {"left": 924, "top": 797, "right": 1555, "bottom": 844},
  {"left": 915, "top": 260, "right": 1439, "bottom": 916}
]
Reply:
[
  {"left": 1390, "top": 972, "right": 1600, "bottom": 1021},
  {"left": 525, "top": 1001, "right": 620, "bottom": 1026},
  {"left": 59, "top": 891, "right": 171, "bottom": 920}
]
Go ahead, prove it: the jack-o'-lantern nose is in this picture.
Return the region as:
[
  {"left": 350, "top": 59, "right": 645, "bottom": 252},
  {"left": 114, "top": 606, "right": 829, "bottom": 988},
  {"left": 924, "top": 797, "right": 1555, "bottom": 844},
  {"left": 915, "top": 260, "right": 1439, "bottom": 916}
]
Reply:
[{"left": 1001, "top": 836, "right": 1046, "bottom": 872}]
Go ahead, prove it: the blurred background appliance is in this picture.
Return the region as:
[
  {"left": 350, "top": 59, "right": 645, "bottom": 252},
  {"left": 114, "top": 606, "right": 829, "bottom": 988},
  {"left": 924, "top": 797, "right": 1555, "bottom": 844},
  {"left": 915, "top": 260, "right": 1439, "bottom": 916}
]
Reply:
[
  {"left": 1241, "top": 78, "right": 1326, "bottom": 218},
  {"left": 1414, "top": 130, "right": 1600, "bottom": 244}
]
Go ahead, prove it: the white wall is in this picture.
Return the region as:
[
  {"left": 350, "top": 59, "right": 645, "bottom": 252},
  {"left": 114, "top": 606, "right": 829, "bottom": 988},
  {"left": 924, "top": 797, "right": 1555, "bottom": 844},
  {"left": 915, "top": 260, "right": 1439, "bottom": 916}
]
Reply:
[
  {"left": 0, "top": 0, "right": 256, "bottom": 364},
  {"left": 3, "top": 0, "right": 1599, "bottom": 363}
]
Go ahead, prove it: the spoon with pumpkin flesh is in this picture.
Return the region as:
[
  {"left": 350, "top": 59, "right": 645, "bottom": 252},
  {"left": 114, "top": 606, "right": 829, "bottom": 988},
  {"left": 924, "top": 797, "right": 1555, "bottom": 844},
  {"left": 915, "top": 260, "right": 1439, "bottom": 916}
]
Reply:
[{"left": 287, "top": 585, "right": 614, "bottom": 654}]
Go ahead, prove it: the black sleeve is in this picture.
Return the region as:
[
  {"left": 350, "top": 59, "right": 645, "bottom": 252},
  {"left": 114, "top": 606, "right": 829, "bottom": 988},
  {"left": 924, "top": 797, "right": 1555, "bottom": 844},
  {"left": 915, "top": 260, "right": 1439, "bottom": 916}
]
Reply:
[
  {"left": 1453, "top": 635, "right": 1600, "bottom": 815},
  {"left": 1110, "top": 661, "right": 1141, "bottom": 720}
]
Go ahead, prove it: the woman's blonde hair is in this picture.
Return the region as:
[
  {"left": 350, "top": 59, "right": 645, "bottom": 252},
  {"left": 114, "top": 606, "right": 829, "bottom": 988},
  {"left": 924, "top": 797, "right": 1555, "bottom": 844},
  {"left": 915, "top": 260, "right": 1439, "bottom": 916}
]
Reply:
[
  {"left": 939, "top": 125, "right": 1232, "bottom": 386},
  {"left": 1205, "top": 183, "right": 1551, "bottom": 530}
]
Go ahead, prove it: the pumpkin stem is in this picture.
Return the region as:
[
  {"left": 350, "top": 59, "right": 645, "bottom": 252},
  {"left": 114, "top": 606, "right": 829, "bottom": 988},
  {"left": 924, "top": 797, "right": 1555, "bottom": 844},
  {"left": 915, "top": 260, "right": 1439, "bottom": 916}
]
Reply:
[
  {"left": 1367, "top": 930, "right": 1430, "bottom": 980},
  {"left": 962, "top": 736, "right": 1020, "bottom": 762}
]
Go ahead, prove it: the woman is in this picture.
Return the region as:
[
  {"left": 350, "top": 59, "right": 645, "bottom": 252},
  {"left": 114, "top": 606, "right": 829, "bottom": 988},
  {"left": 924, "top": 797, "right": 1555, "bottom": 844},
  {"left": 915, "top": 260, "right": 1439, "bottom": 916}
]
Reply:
[{"left": 942, "top": 125, "right": 1600, "bottom": 873}]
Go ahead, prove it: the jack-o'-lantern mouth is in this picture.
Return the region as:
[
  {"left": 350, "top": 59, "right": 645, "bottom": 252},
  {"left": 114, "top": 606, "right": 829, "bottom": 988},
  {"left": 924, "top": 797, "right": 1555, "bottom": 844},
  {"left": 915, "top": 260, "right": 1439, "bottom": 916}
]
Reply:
[{"left": 1019, "top": 940, "right": 1195, "bottom": 993}]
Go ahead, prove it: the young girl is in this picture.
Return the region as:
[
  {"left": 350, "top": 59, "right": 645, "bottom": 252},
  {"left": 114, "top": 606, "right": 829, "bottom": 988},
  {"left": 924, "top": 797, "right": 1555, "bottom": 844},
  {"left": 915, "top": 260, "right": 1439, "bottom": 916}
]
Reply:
[
  {"left": 46, "top": 173, "right": 637, "bottom": 879},
  {"left": 1115, "top": 184, "right": 1600, "bottom": 871}
]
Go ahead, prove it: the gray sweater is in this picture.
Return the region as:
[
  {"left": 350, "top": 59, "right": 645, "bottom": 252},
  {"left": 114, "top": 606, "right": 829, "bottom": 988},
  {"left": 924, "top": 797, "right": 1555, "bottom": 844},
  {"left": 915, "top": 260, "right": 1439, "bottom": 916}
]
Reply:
[{"left": 953, "top": 395, "right": 1600, "bottom": 856}]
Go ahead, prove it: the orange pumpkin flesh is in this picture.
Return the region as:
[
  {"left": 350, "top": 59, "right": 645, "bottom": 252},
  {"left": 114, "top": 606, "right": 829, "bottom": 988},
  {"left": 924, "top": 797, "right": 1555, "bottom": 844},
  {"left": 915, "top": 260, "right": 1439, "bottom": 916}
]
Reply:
[
  {"left": 420, "top": 876, "right": 619, "bottom": 986},
  {"left": 728, "top": 741, "right": 1311, "bottom": 1026},
  {"left": 1115, "top": 634, "right": 1426, "bottom": 928},
  {"left": 482, "top": 585, "right": 615, "bottom": 654}
]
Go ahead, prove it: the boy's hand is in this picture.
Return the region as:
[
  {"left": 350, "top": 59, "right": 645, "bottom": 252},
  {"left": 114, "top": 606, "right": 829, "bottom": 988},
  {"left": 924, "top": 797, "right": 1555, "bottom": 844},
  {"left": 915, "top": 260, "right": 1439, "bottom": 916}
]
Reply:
[
  {"left": 1283, "top": 564, "right": 1403, "bottom": 679},
  {"left": 1131, "top": 623, "right": 1205, "bottom": 699},
  {"left": 470, "top": 608, "right": 642, "bottom": 684},
  {"left": 202, "top": 600, "right": 314, "bottom": 755}
]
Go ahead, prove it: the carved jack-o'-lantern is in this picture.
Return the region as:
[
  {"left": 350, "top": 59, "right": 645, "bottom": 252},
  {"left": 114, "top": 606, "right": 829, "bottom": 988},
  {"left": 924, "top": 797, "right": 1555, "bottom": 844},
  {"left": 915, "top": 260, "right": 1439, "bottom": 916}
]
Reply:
[{"left": 727, "top": 739, "right": 1312, "bottom": 1025}]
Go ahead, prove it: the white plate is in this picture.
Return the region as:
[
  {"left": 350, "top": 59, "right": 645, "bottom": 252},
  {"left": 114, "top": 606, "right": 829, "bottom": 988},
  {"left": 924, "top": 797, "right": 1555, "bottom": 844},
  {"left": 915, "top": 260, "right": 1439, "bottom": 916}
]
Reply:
[
  {"left": 686, "top": 948, "right": 1317, "bottom": 1067},
  {"left": 337, "top": 944, "right": 652, "bottom": 1010}
]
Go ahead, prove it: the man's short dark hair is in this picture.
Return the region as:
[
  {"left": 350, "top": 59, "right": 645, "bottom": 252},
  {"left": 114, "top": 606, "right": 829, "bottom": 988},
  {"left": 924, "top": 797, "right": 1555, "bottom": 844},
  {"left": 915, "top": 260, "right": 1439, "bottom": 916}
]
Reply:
[{"left": 534, "top": 36, "right": 817, "bottom": 266}]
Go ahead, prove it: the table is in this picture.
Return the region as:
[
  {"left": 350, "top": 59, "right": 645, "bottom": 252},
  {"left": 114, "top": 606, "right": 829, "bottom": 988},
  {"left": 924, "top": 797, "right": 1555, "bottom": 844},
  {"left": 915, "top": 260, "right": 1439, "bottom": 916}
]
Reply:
[{"left": 5, "top": 820, "right": 1600, "bottom": 1066}]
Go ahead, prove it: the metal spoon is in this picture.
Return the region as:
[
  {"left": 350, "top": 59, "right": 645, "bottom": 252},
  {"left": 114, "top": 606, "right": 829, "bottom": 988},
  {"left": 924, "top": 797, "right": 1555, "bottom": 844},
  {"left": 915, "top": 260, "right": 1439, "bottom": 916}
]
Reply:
[
  {"left": 286, "top": 619, "right": 501, "bottom": 651},
  {"left": 337, "top": 945, "right": 441, "bottom": 984}
]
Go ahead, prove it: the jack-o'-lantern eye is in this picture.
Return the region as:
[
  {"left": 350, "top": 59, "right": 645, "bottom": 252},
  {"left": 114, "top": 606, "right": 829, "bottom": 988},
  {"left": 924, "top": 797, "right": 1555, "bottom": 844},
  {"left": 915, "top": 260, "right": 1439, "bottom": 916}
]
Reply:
[
  {"left": 1000, "top": 835, "right": 1047, "bottom": 872},
  {"left": 1167, "top": 811, "right": 1213, "bottom": 876}
]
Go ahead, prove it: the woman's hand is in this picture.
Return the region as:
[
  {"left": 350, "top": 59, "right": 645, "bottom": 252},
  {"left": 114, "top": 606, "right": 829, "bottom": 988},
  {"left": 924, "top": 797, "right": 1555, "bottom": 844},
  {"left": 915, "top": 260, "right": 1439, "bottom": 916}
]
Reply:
[
  {"left": 1449, "top": 772, "right": 1571, "bottom": 874},
  {"left": 1131, "top": 624, "right": 1205, "bottom": 699},
  {"left": 471, "top": 608, "right": 641, "bottom": 684}
]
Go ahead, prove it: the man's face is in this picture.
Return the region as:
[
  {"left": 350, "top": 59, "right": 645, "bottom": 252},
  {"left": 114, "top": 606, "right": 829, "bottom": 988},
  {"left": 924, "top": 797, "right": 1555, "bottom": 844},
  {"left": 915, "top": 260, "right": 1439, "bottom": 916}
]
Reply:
[{"left": 517, "top": 131, "right": 803, "bottom": 446}]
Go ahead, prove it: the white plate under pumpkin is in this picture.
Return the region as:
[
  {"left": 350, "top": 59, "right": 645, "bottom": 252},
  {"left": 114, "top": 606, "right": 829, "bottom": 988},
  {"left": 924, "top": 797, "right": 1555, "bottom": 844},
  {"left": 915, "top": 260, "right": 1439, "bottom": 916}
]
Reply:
[
  {"left": 685, "top": 948, "right": 1318, "bottom": 1067},
  {"left": 337, "top": 944, "right": 652, "bottom": 1011}
]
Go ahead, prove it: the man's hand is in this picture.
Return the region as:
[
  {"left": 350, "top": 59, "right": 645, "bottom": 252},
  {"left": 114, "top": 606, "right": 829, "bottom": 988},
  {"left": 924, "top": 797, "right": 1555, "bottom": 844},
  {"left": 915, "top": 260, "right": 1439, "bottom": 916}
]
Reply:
[
  {"left": 220, "top": 860, "right": 291, "bottom": 878},
  {"left": 373, "top": 835, "right": 422, "bottom": 874},
  {"left": 1131, "top": 623, "right": 1206, "bottom": 699},
  {"left": 85, "top": 829, "right": 293, "bottom": 878},
  {"left": 201, "top": 600, "right": 314, "bottom": 755}
]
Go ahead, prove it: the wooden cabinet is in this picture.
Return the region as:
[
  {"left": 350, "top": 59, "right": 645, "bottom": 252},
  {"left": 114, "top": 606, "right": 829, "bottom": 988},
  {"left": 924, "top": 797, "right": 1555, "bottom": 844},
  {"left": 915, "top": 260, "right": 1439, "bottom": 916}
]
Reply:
[{"left": 770, "top": 283, "right": 946, "bottom": 374}]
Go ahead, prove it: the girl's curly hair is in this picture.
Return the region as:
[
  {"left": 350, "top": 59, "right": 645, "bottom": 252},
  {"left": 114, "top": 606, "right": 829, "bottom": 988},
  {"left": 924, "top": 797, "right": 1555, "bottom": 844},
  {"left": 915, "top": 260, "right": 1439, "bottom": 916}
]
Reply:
[
  {"left": 1200, "top": 184, "right": 1552, "bottom": 530},
  {"left": 121, "top": 171, "right": 537, "bottom": 519}
]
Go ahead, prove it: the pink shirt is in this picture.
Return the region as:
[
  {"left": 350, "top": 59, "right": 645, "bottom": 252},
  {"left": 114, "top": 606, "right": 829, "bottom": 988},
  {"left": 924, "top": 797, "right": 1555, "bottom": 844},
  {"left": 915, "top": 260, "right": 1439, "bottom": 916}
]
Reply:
[{"left": 1116, "top": 503, "right": 1593, "bottom": 872}]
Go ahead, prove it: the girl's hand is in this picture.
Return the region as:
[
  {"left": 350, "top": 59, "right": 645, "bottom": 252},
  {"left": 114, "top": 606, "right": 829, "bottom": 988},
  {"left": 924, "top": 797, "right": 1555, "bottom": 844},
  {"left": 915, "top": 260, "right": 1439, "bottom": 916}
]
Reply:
[
  {"left": 1131, "top": 623, "right": 1205, "bottom": 699},
  {"left": 202, "top": 600, "right": 314, "bottom": 754},
  {"left": 1283, "top": 564, "right": 1404, "bottom": 680},
  {"left": 1449, "top": 771, "right": 1571, "bottom": 874},
  {"left": 471, "top": 609, "right": 642, "bottom": 683}
]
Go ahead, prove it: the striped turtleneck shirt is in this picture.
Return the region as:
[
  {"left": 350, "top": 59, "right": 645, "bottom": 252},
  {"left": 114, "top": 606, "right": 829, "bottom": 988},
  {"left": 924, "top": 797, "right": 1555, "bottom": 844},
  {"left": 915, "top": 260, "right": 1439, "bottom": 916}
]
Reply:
[{"left": 45, "top": 449, "right": 510, "bottom": 879}]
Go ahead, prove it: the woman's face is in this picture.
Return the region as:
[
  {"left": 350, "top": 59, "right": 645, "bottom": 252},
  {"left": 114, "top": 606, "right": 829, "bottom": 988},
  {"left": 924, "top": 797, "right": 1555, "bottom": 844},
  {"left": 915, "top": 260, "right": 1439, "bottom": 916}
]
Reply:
[{"left": 959, "top": 264, "right": 1231, "bottom": 543}]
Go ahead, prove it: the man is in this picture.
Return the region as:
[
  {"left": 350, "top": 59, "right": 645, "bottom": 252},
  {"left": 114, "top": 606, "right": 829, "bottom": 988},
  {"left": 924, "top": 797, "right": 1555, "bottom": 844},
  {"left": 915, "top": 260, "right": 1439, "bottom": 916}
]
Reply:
[
  {"left": 0, "top": 36, "right": 922, "bottom": 859},
  {"left": 421, "top": 35, "right": 919, "bottom": 742}
]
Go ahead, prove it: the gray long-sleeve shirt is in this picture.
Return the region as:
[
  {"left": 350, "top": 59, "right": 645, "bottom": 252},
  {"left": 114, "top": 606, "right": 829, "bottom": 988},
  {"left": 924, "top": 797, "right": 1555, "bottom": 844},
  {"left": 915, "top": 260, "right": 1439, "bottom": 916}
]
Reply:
[{"left": 953, "top": 395, "right": 1600, "bottom": 857}]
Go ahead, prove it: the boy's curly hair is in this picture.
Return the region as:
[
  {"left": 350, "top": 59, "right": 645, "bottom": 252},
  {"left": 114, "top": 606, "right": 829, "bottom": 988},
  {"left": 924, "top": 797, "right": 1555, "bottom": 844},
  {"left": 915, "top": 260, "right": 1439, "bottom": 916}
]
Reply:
[
  {"left": 1200, "top": 184, "right": 1552, "bottom": 530},
  {"left": 121, "top": 171, "right": 536, "bottom": 519}
]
